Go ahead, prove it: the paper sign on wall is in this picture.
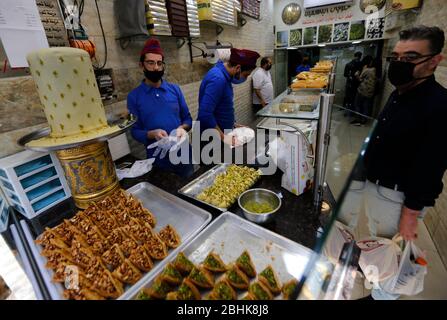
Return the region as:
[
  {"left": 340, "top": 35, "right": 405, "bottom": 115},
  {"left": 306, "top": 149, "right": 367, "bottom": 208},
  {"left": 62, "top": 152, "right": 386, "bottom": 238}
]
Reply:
[{"left": 0, "top": 0, "right": 49, "bottom": 67}]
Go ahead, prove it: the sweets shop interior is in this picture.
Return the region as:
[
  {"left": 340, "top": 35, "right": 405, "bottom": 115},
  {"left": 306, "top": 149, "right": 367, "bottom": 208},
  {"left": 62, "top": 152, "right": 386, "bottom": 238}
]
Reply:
[{"left": 0, "top": 0, "right": 446, "bottom": 301}]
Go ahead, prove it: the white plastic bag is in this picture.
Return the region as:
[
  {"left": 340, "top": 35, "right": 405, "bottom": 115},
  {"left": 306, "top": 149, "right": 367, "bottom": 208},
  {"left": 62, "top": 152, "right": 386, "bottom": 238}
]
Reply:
[
  {"left": 267, "top": 137, "right": 289, "bottom": 172},
  {"left": 116, "top": 158, "right": 155, "bottom": 180},
  {"left": 323, "top": 221, "right": 356, "bottom": 264},
  {"left": 357, "top": 235, "right": 401, "bottom": 283},
  {"left": 381, "top": 241, "right": 427, "bottom": 296},
  {"left": 227, "top": 127, "right": 255, "bottom": 147}
]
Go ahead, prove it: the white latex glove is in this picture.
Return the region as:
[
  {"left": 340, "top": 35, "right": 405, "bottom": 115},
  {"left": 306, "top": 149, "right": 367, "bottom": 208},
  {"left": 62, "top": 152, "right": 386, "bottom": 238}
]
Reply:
[{"left": 147, "top": 129, "right": 188, "bottom": 159}]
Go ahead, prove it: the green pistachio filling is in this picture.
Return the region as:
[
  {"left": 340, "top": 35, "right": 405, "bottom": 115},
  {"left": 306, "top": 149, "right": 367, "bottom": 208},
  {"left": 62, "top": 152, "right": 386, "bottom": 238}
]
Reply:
[{"left": 260, "top": 268, "right": 277, "bottom": 287}]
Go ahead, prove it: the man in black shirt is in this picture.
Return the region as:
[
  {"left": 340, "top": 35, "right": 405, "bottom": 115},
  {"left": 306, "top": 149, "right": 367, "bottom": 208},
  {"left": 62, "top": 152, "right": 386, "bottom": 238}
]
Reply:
[
  {"left": 343, "top": 51, "right": 363, "bottom": 113},
  {"left": 338, "top": 26, "right": 446, "bottom": 300},
  {"left": 364, "top": 26, "right": 447, "bottom": 243}
]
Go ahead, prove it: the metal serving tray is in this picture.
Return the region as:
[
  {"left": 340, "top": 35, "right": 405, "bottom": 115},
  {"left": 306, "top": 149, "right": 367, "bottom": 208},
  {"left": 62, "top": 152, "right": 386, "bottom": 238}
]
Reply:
[
  {"left": 20, "top": 182, "right": 212, "bottom": 300},
  {"left": 178, "top": 164, "right": 260, "bottom": 212},
  {"left": 124, "top": 212, "right": 313, "bottom": 300}
]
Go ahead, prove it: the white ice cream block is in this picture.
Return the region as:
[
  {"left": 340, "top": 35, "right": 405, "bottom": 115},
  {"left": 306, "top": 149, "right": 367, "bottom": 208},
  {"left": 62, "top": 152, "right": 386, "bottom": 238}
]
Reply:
[
  {"left": 0, "top": 150, "right": 71, "bottom": 219},
  {"left": 25, "top": 47, "right": 120, "bottom": 147}
]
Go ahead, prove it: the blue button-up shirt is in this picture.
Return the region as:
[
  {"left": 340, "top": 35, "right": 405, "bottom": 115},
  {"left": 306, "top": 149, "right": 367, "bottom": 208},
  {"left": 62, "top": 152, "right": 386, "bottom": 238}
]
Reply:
[
  {"left": 127, "top": 80, "right": 192, "bottom": 172},
  {"left": 198, "top": 61, "right": 234, "bottom": 132},
  {"left": 296, "top": 64, "right": 310, "bottom": 74}
]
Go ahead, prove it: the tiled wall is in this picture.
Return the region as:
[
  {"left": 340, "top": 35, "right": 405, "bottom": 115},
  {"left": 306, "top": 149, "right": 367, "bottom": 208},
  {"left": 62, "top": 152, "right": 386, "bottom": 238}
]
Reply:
[
  {"left": 378, "top": 1, "right": 447, "bottom": 267},
  {"left": 0, "top": 0, "right": 275, "bottom": 158}
]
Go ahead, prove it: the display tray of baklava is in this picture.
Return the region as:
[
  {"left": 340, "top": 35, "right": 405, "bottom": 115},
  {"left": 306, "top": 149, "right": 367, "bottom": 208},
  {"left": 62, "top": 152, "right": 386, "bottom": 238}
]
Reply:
[
  {"left": 21, "top": 182, "right": 211, "bottom": 300},
  {"left": 125, "top": 212, "right": 312, "bottom": 300},
  {"left": 178, "top": 164, "right": 262, "bottom": 212}
]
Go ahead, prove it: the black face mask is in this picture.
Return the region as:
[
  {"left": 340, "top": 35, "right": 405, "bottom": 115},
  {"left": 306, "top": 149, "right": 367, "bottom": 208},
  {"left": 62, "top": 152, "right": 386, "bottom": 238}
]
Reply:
[
  {"left": 265, "top": 64, "right": 272, "bottom": 71},
  {"left": 144, "top": 68, "right": 164, "bottom": 83},
  {"left": 388, "top": 57, "right": 433, "bottom": 86}
]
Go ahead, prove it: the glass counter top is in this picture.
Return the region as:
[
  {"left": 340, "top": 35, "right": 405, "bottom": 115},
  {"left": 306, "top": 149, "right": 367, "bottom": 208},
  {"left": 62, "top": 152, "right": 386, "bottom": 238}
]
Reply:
[{"left": 256, "top": 90, "right": 322, "bottom": 120}]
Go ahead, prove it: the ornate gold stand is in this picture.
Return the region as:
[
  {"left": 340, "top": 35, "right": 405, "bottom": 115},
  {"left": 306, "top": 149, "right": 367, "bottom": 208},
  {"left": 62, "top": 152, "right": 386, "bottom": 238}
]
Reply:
[{"left": 56, "top": 141, "right": 119, "bottom": 209}]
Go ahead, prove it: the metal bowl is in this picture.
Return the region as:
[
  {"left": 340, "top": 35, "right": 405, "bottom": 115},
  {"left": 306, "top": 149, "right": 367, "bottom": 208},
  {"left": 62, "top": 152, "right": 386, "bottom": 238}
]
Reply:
[{"left": 238, "top": 188, "right": 281, "bottom": 224}]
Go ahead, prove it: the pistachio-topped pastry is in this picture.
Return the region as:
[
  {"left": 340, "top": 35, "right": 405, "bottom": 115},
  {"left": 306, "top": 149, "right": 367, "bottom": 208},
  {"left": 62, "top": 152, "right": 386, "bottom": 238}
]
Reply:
[
  {"left": 225, "top": 264, "right": 249, "bottom": 290},
  {"left": 249, "top": 281, "right": 273, "bottom": 300},
  {"left": 146, "top": 276, "right": 172, "bottom": 299},
  {"left": 282, "top": 279, "right": 299, "bottom": 300},
  {"left": 196, "top": 165, "right": 261, "bottom": 208},
  {"left": 259, "top": 265, "right": 282, "bottom": 295},
  {"left": 202, "top": 252, "right": 227, "bottom": 273},
  {"left": 235, "top": 250, "right": 256, "bottom": 278},
  {"left": 187, "top": 266, "right": 214, "bottom": 289},
  {"left": 211, "top": 279, "right": 236, "bottom": 300},
  {"left": 177, "top": 279, "right": 201, "bottom": 300},
  {"left": 173, "top": 252, "right": 195, "bottom": 276},
  {"left": 160, "top": 263, "right": 183, "bottom": 285}
]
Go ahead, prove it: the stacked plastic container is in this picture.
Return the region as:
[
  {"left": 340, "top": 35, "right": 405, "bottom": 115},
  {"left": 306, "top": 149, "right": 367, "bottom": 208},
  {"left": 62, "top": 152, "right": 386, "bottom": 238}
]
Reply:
[{"left": 0, "top": 150, "right": 71, "bottom": 220}]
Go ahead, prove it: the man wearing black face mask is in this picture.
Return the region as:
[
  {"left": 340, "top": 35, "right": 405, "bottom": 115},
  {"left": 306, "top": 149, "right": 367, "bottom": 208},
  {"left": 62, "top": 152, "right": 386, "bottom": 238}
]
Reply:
[
  {"left": 127, "top": 38, "right": 193, "bottom": 177},
  {"left": 252, "top": 57, "right": 274, "bottom": 110},
  {"left": 198, "top": 48, "right": 260, "bottom": 146},
  {"left": 360, "top": 25, "right": 447, "bottom": 299}
]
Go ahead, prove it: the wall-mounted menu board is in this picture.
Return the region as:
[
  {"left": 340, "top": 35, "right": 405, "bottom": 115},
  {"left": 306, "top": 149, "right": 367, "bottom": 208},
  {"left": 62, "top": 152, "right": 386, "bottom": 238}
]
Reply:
[
  {"left": 241, "top": 0, "right": 260, "bottom": 19},
  {"left": 36, "top": 0, "right": 69, "bottom": 47}
]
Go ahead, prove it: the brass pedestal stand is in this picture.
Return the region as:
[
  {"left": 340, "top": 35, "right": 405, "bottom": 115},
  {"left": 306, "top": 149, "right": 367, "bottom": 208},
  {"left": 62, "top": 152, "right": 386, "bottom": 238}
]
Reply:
[
  {"left": 56, "top": 141, "right": 119, "bottom": 209},
  {"left": 18, "top": 115, "right": 136, "bottom": 209}
]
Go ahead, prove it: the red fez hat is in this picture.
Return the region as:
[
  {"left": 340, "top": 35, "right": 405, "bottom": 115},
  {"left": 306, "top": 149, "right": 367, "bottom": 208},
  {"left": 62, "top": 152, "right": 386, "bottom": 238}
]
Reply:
[
  {"left": 140, "top": 38, "right": 164, "bottom": 58},
  {"left": 230, "top": 48, "right": 260, "bottom": 69}
]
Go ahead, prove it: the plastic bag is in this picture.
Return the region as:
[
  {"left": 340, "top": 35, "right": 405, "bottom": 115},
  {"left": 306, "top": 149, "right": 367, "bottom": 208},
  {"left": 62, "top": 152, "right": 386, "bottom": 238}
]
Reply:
[
  {"left": 227, "top": 127, "right": 255, "bottom": 147},
  {"left": 357, "top": 235, "right": 402, "bottom": 283},
  {"left": 380, "top": 241, "right": 427, "bottom": 296},
  {"left": 323, "top": 221, "right": 356, "bottom": 264},
  {"left": 116, "top": 158, "right": 155, "bottom": 180},
  {"left": 267, "top": 137, "right": 289, "bottom": 172}
]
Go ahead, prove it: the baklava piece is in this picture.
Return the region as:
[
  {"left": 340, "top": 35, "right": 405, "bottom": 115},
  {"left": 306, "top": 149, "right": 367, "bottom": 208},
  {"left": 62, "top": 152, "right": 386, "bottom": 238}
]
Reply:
[
  {"left": 202, "top": 251, "right": 227, "bottom": 273},
  {"left": 157, "top": 224, "right": 181, "bottom": 249},
  {"left": 211, "top": 279, "right": 236, "bottom": 300},
  {"left": 187, "top": 266, "right": 214, "bottom": 289},
  {"left": 160, "top": 263, "right": 183, "bottom": 285},
  {"left": 225, "top": 264, "right": 249, "bottom": 290},
  {"left": 236, "top": 250, "right": 257, "bottom": 278},
  {"left": 173, "top": 252, "right": 195, "bottom": 276},
  {"left": 259, "top": 265, "right": 282, "bottom": 295},
  {"left": 249, "top": 281, "right": 273, "bottom": 300},
  {"left": 144, "top": 233, "right": 168, "bottom": 260}
]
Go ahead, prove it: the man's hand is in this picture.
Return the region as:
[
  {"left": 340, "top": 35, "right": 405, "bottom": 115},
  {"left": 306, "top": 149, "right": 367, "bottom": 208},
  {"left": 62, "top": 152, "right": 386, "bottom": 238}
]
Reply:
[
  {"left": 399, "top": 206, "right": 420, "bottom": 241},
  {"left": 175, "top": 127, "right": 188, "bottom": 139},
  {"left": 223, "top": 134, "right": 237, "bottom": 146},
  {"left": 147, "top": 129, "right": 168, "bottom": 141},
  {"left": 261, "top": 100, "right": 267, "bottom": 107}
]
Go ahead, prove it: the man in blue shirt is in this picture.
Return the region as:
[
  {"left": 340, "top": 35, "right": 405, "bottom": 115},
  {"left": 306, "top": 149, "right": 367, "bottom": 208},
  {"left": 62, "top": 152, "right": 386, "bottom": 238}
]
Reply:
[
  {"left": 295, "top": 55, "right": 311, "bottom": 74},
  {"left": 127, "top": 38, "right": 193, "bottom": 177},
  {"left": 198, "top": 48, "right": 260, "bottom": 146}
]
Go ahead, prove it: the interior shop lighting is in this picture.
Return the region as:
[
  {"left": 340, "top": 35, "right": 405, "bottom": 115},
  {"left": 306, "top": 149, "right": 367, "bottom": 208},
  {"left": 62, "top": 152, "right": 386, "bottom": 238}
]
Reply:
[{"left": 352, "top": 40, "right": 363, "bottom": 44}]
